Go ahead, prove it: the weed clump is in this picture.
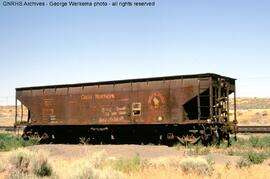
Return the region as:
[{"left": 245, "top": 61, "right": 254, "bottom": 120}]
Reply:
[
  {"left": 179, "top": 157, "right": 214, "bottom": 176},
  {"left": 113, "top": 155, "right": 143, "bottom": 173},
  {"left": 237, "top": 158, "right": 252, "bottom": 168},
  {"left": 249, "top": 137, "right": 270, "bottom": 148},
  {"left": 67, "top": 159, "right": 97, "bottom": 179},
  {"left": 232, "top": 136, "right": 270, "bottom": 149},
  {"left": 8, "top": 148, "right": 52, "bottom": 177},
  {"left": 187, "top": 146, "right": 210, "bottom": 155},
  {"left": 0, "top": 133, "right": 38, "bottom": 151},
  {"left": 88, "top": 150, "right": 107, "bottom": 168},
  {"left": 66, "top": 150, "right": 126, "bottom": 179},
  {"left": 247, "top": 151, "right": 267, "bottom": 164}
]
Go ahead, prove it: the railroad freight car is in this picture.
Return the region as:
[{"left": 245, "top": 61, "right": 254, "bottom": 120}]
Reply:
[{"left": 15, "top": 73, "right": 237, "bottom": 145}]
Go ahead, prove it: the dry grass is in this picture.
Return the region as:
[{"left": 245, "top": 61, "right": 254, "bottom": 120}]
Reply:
[
  {"left": 0, "top": 106, "right": 15, "bottom": 126},
  {"left": 128, "top": 164, "right": 270, "bottom": 179},
  {"left": 227, "top": 97, "right": 270, "bottom": 125},
  {"left": 178, "top": 157, "right": 214, "bottom": 175},
  {"left": 0, "top": 145, "right": 270, "bottom": 179},
  {"left": 7, "top": 148, "right": 53, "bottom": 178},
  {"left": 52, "top": 150, "right": 126, "bottom": 179},
  {"left": 41, "top": 153, "right": 270, "bottom": 179},
  {"left": 0, "top": 105, "right": 28, "bottom": 126},
  {"left": 0, "top": 159, "right": 5, "bottom": 173},
  {"left": 235, "top": 109, "right": 270, "bottom": 125}
]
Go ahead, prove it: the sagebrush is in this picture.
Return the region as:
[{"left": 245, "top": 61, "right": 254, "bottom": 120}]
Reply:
[{"left": 8, "top": 148, "right": 52, "bottom": 178}]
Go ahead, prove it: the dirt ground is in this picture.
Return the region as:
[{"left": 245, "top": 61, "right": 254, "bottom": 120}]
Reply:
[
  {"left": 0, "top": 144, "right": 241, "bottom": 166},
  {"left": 29, "top": 144, "right": 182, "bottom": 159}
]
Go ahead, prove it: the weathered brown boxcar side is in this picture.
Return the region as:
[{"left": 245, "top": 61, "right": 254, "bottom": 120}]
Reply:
[{"left": 15, "top": 73, "right": 237, "bottom": 145}]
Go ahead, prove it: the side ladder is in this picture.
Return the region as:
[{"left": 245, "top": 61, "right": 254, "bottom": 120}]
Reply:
[{"left": 197, "top": 78, "right": 212, "bottom": 120}]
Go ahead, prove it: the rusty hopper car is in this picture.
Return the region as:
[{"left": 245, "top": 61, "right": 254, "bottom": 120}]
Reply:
[{"left": 15, "top": 73, "right": 237, "bottom": 145}]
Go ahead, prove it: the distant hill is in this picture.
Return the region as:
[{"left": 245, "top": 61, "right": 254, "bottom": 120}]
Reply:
[
  {"left": 230, "top": 97, "right": 270, "bottom": 110},
  {"left": 229, "top": 98, "right": 270, "bottom": 125}
]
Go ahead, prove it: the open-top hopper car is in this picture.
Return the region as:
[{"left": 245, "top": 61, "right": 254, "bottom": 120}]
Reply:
[{"left": 15, "top": 73, "right": 237, "bottom": 145}]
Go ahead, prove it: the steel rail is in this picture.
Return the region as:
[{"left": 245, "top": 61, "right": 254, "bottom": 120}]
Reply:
[
  {"left": 237, "top": 126, "right": 270, "bottom": 133},
  {"left": 0, "top": 126, "right": 25, "bottom": 132}
]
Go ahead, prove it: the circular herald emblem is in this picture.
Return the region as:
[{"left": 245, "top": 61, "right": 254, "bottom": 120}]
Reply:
[{"left": 148, "top": 92, "right": 165, "bottom": 110}]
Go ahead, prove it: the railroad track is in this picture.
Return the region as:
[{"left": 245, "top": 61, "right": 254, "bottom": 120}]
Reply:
[
  {"left": 0, "top": 126, "right": 15, "bottom": 132},
  {"left": 237, "top": 126, "right": 270, "bottom": 133},
  {"left": 0, "top": 126, "right": 25, "bottom": 132}
]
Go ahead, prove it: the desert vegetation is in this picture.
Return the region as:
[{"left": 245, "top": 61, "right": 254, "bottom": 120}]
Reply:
[
  {"left": 187, "top": 136, "right": 270, "bottom": 164},
  {"left": 0, "top": 133, "right": 38, "bottom": 151},
  {"left": 0, "top": 135, "right": 269, "bottom": 178}
]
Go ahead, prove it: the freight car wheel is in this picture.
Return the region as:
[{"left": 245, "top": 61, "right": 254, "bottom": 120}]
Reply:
[{"left": 176, "top": 134, "right": 201, "bottom": 146}]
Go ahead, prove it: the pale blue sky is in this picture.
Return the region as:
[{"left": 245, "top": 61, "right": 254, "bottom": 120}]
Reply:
[{"left": 0, "top": 0, "right": 270, "bottom": 104}]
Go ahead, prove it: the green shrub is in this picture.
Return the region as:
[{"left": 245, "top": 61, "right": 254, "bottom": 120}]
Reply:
[
  {"left": 113, "top": 155, "right": 142, "bottom": 173},
  {"left": 247, "top": 151, "right": 267, "bottom": 164},
  {"left": 179, "top": 157, "right": 214, "bottom": 176},
  {"left": 249, "top": 137, "right": 270, "bottom": 148},
  {"left": 230, "top": 136, "right": 270, "bottom": 149},
  {"left": 249, "top": 137, "right": 260, "bottom": 148},
  {"left": 0, "top": 133, "right": 38, "bottom": 151},
  {"left": 231, "top": 138, "right": 250, "bottom": 148}
]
